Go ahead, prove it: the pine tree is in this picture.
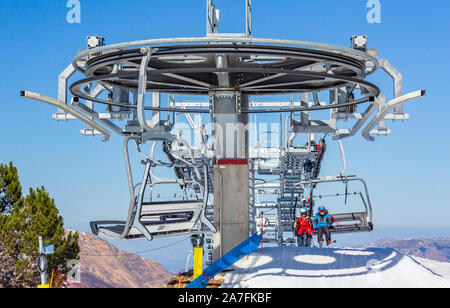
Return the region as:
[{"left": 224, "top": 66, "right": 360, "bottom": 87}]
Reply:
[
  {"left": 0, "top": 186, "right": 80, "bottom": 288},
  {"left": 0, "top": 244, "right": 16, "bottom": 288},
  {"left": 0, "top": 162, "right": 22, "bottom": 287},
  {"left": 0, "top": 162, "right": 22, "bottom": 214}
]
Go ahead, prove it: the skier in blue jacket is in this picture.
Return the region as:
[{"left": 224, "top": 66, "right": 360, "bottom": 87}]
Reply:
[{"left": 313, "top": 206, "right": 334, "bottom": 247}]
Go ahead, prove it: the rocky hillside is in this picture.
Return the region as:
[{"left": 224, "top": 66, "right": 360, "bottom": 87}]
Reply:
[
  {"left": 357, "top": 238, "right": 450, "bottom": 263},
  {"left": 76, "top": 232, "right": 172, "bottom": 288}
]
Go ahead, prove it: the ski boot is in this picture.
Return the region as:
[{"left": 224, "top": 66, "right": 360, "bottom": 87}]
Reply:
[{"left": 326, "top": 240, "right": 336, "bottom": 248}]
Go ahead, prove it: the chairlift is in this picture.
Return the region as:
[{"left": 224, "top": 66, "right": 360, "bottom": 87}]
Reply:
[
  {"left": 90, "top": 137, "right": 216, "bottom": 241},
  {"left": 293, "top": 175, "right": 373, "bottom": 234}
]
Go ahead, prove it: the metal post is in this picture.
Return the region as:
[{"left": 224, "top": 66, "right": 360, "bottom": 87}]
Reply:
[
  {"left": 152, "top": 92, "right": 160, "bottom": 127},
  {"left": 213, "top": 92, "right": 250, "bottom": 261},
  {"left": 246, "top": 0, "right": 252, "bottom": 37},
  {"left": 261, "top": 212, "right": 263, "bottom": 253},
  {"left": 38, "top": 236, "right": 47, "bottom": 286},
  {"left": 191, "top": 235, "right": 204, "bottom": 279},
  {"left": 193, "top": 248, "right": 203, "bottom": 280},
  {"left": 185, "top": 250, "right": 193, "bottom": 273},
  {"left": 379, "top": 59, "right": 403, "bottom": 113},
  {"left": 206, "top": 0, "right": 219, "bottom": 35}
]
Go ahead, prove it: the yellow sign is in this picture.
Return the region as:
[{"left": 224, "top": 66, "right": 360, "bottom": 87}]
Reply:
[{"left": 38, "top": 284, "right": 50, "bottom": 288}]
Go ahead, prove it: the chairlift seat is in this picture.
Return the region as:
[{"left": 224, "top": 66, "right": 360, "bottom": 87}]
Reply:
[
  {"left": 312, "top": 212, "right": 373, "bottom": 234},
  {"left": 91, "top": 200, "right": 204, "bottom": 240}
]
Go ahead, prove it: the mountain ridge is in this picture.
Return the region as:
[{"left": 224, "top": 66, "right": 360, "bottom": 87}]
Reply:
[
  {"left": 355, "top": 237, "right": 450, "bottom": 263},
  {"left": 76, "top": 232, "right": 172, "bottom": 288}
]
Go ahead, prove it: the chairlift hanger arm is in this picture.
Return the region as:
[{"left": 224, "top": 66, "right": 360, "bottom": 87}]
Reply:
[
  {"left": 199, "top": 165, "right": 216, "bottom": 233},
  {"left": 133, "top": 160, "right": 155, "bottom": 240},
  {"left": 20, "top": 91, "right": 111, "bottom": 142},
  {"left": 333, "top": 96, "right": 381, "bottom": 140},
  {"left": 94, "top": 135, "right": 142, "bottom": 240},
  {"left": 71, "top": 97, "right": 126, "bottom": 136},
  {"left": 362, "top": 90, "right": 426, "bottom": 141},
  {"left": 137, "top": 48, "right": 154, "bottom": 132}
]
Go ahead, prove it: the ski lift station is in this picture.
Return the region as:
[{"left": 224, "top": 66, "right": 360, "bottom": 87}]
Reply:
[{"left": 21, "top": 0, "right": 426, "bottom": 283}]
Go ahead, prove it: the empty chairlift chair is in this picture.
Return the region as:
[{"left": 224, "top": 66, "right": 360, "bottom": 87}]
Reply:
[{"left": 90, "top": 137, "right": 215, "bottom": 241}]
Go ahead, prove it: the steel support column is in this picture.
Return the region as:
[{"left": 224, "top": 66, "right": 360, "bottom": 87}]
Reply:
[{"left": 212, "top": 93, "right": 250, "bottom": 261}]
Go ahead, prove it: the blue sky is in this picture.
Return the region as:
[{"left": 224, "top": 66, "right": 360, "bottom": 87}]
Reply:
[{"left": 1, "top": 0, "right": 449, "bottom": 271}]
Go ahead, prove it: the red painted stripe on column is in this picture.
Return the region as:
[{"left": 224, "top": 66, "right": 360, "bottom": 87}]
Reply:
[{"left": 214, "top": 159, "right": 249, "bottom": 165}]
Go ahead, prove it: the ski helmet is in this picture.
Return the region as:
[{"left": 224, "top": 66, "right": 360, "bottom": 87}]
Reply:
[
  {"left": 318, "top": 206, "right": 326, "bottom": 212},
  {"left": 300, "top": 208, "right": 308, "bottom": 215}
]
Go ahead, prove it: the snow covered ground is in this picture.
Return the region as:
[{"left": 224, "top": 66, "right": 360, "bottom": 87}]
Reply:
[
  {"left": 221, "top": 247, "right": 450, "bottom": 288},
  {"left": 410, "top": 256, "right": 450, "bottom": 280}
]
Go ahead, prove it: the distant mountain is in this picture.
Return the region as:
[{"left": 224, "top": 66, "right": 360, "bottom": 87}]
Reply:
[
  {"left": 76, "top": 232, "right": 172, "bottom": 288},
  {"left": 356, "top": 238, "right": 450, "bottom": 263}
]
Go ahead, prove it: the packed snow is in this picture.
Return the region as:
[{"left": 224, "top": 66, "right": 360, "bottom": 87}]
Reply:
[{"left": 221, "top": 247, "right": 450, "bottom": 288}]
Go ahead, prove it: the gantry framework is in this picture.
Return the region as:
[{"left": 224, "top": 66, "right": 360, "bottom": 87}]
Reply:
[{"left": 21, "top": 0, "right": 425, "bottom": 264}]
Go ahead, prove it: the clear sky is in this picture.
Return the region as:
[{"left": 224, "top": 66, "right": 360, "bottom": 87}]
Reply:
[{"left": 1, "top": 0, "right": 449, "bottom": 272}]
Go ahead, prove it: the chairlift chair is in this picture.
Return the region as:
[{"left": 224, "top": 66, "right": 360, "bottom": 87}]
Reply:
[
  {"left": 293, "top": 175, "right": 374, "bottom": 234},
  {"left": 90, "top": 137, "right": 216, "bottom": 241}
]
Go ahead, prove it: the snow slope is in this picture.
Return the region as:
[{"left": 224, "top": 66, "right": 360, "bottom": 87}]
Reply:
[
  {"left": 410, "top": 256, "right": 450, "bottom": 280},
  {"left": 221, "top": 247, "right": 450, "bottom": 288}
]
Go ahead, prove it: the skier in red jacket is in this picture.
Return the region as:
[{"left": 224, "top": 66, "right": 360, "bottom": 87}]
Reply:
[{"left": 295, "top": 208, "right": 313, "bottom": 247}]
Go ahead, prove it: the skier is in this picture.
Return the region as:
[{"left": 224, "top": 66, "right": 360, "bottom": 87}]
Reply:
[
  {"left": 294, "top": 208, "right": 313, "bottom": 247},
  {"left": 313, "top": 206, "right": 335, "bottom": 248}
]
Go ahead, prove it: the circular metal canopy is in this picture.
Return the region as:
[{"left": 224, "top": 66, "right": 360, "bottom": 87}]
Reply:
[{"left": 70, "top": 44, "right": 380, "bottom": 113}]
